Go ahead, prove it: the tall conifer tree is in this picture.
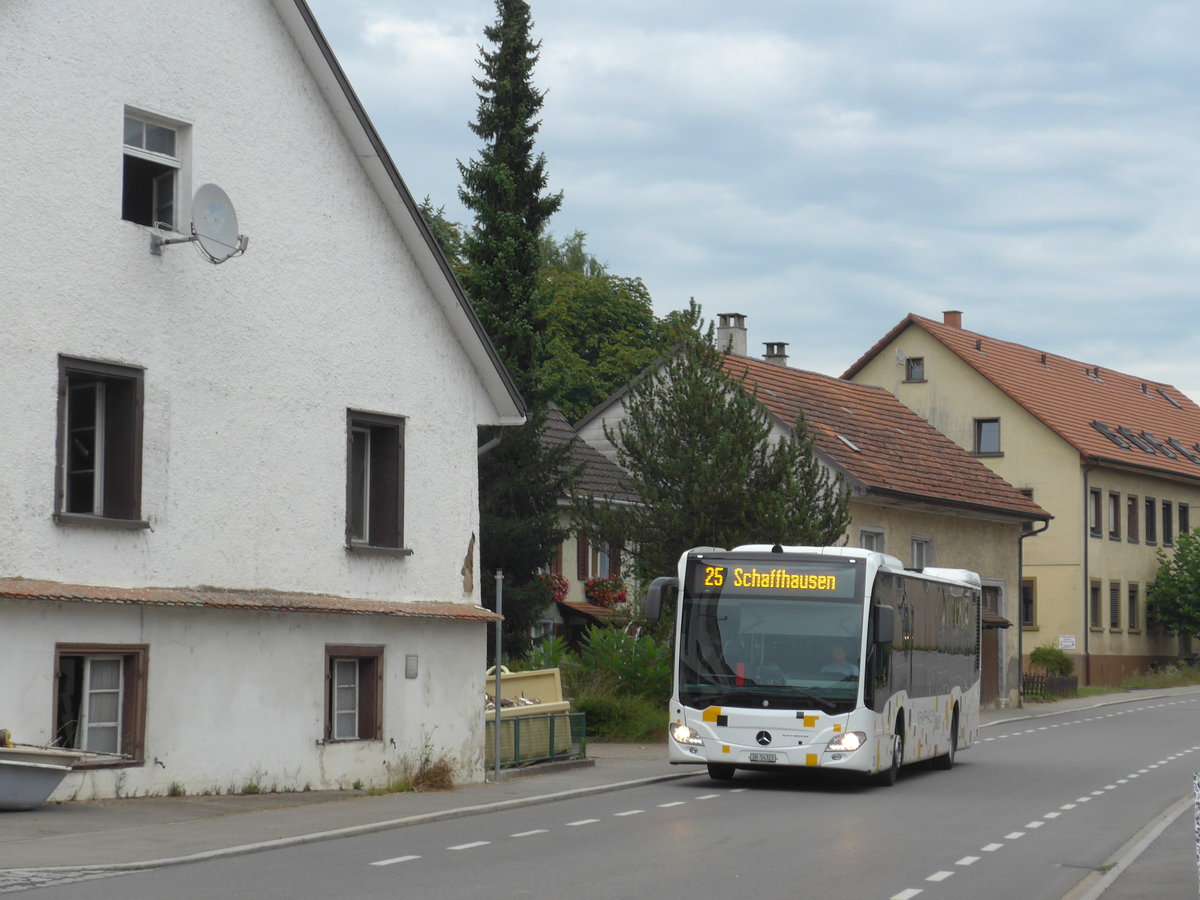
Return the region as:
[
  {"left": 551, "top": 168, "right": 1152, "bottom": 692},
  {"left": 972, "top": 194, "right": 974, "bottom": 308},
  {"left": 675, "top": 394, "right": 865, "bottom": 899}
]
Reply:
[{"left": 459, "top": 0, "right": 566, "bottom": 656}]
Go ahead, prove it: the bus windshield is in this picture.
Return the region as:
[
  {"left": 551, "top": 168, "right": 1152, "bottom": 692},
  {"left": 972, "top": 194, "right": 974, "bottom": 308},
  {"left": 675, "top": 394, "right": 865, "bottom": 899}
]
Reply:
[{"left": 677, "top": 555, "right": 865, "bottom": 713}]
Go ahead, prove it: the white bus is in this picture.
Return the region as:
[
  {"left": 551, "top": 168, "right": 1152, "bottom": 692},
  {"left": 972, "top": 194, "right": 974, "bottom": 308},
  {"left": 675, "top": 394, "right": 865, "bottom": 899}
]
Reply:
[{"left": 646, "top": 544, "right": 982, "bottom": 784}]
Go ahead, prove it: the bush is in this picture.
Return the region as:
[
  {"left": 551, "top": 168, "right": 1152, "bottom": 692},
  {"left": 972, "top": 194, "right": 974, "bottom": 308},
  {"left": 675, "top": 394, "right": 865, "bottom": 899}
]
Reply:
[
  {"left": 572, "top": 690, "right": 667, "bottom": 741},
  {"left": 517, "top": 635, "right": 570, "bottom": 671},
  {"left": 1029, "top": 645, "right": 1074, "bottom": 676},
  {"left": 578, "top": 624, "right": 672, "bottom": 699}
]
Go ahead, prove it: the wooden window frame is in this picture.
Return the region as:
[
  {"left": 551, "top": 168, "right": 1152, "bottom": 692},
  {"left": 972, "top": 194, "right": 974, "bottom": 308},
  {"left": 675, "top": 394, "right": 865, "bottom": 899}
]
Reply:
[
  {"left": 346, "top": 411, "right": 407, "bottom": 554},
  {"left": 53, "top": 643, "right": 148, "bottom": 767},
  {"left": 1127, "top": 494, "right": 1139, "bottom": 543},
  {"left": 1089, "top": 580, "right": 1103, "bottom": 630},
  {"left": 1144, "top": 497, "right": 1157, "bottom": 545},
  {"left": 1108, "top": 581, "right": 1121, "bottom": 631},
  {"left": 1088, "top": 488, "right": 1102, "bottom": 538},
  {"left": 1162, "top": 500, "right": 1174, "bottom": 547},
  {"left": 1108, "top": 492, "right": 1121, "bottom": 541},
  {"left": 324, "top": 645, "right": 384, "bottom": 742},
  {"left": 903, "top": 357, "right": 925, "bottom": 382},
  {"left": 1020, "top": 578, "right": 1037, "bottom": 628},
  {"left": 1127, "top": 583, "right": 1141, "bottom": 633},
  {"left": 54, "top": 357, "right": 147, "bottom": 527}
]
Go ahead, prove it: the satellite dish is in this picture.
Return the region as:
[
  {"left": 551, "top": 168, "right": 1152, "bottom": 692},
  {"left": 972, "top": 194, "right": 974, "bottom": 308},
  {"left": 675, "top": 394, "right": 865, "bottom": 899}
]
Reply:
[{"left": 150, "top": 183, "right": 249, "bottom": 264}]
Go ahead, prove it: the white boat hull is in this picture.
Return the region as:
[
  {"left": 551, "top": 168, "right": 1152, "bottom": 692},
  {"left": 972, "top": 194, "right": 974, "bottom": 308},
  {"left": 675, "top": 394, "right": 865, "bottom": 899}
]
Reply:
[{"left": 0, "top": 758, "right": 73, "bottom": 811}]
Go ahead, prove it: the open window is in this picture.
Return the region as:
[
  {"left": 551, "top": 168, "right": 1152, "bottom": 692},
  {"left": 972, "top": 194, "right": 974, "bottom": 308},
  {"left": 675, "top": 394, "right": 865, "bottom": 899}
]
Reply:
[
  {"left": 55, "top": 356, "right": 145, "bottom": 524},
  {"left": 325, "top": 646, "right": 383, "bottom": 741},
  {"left": 54, "top": 644, "right": 147, "bottom": 765},
  {"left": 347, "top": 411, "right": 405, "bottom": 551},
  {"left": 122, "top": 112, "right": 184, "bottom": 229}
]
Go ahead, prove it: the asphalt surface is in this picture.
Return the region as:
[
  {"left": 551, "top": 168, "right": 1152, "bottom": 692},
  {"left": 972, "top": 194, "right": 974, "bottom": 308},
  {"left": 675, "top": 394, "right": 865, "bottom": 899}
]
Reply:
[{"left": 2, "top": 689, "right": 1197, "bottom": 898}]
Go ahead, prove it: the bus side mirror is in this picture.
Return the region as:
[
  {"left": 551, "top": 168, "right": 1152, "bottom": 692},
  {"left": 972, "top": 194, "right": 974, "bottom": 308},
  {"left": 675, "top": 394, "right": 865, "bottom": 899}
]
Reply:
[
  {"left": 644, "top": 576, "right": 678, "bottom": 623},
  {"left": 874, "top": 605, "right": 895, "bottom": 645}
]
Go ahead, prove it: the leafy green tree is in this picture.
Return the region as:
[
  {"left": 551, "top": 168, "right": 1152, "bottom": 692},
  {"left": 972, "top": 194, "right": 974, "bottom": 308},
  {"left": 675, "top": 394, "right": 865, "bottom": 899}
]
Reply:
[
  {"left": 576, "top": 312, "right": 851, "bottom": 585},
  {"left": 458, "top": 0, "right": 562, "bottom": 383},
  {"left": 534, "top": 232, "right": 681, "bottom": 420},
  {"left": 457, "top": 0, "right": 567, "bottom": 657},
  {"left": 1148, "top": 528, "right": 1200, "bottom": 637}
]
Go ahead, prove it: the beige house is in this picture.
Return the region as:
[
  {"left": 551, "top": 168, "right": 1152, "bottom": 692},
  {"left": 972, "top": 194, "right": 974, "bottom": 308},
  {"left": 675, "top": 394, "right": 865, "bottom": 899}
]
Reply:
[
  {"left": 845, "top": 311, "right": 1200, "bottom": 685},
  {"left": 576, "top": 315, "right": 1049, "bottom": 707}
]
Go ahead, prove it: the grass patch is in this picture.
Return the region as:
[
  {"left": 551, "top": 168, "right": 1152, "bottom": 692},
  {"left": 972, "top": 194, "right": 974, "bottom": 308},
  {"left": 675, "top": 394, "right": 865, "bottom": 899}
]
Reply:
[{"left": 368, "top": 746, "right": 456, "bottom": 795}]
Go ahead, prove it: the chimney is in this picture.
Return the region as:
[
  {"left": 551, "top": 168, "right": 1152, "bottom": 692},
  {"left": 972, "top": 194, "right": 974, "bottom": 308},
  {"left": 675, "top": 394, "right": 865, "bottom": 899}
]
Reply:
[
  {"left": 943, "top": 310, "right": 963, "bottom": 328},
  {"left": 716, "top": 313, "right": 748, "bottom": 356},
  {"left": 763, "top": 342, "right": 789, "bottom": 367}
]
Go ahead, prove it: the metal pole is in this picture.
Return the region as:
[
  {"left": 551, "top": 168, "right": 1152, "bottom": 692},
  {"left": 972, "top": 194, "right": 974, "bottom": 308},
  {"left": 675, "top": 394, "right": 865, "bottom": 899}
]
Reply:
[{"left": 493, "top": 570, "right": 503, "bottom": 783}]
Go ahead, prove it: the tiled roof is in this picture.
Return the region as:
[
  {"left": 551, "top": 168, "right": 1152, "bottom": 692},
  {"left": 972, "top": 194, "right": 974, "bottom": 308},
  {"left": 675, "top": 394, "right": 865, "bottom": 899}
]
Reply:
[
  {"left": 846, "top": 314, "right": 1200, "bottom": 483},
  {"left": 0, "top": 578, "right": 500, "bottom": 621},
  {"left": 542, "top": 404, "right": 639, "bottom": 505},
  {"left": 722, "top": 355, "right": 1050, "bottom": 521}
]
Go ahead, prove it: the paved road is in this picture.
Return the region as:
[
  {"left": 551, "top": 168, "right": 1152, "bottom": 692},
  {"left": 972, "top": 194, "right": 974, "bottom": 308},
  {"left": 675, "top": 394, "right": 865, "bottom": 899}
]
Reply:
[{"left": 20, "top": 692, "right": 1200, "bottom": 899}]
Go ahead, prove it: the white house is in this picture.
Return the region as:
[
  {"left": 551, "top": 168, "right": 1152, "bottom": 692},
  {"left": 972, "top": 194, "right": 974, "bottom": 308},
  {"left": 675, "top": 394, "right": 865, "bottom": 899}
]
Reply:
[{"left": 0, "top": 0, "right": 524, "bottom": 799}]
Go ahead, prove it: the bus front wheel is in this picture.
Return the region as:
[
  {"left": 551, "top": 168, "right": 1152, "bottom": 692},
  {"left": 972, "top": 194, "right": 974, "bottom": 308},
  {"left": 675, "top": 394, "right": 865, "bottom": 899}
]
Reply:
[
  {"left": 707, "top": 763, "right": 736, "bottom": 781},
  {"left": 874, "top": 730, "right": 903, "bottom": 786}
]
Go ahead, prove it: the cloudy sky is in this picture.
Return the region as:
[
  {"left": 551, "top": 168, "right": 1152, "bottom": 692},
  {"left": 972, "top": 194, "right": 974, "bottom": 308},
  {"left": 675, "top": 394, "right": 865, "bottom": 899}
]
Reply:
[{"left": 307, "top": 0, "right": 1200, "bottom": 402}]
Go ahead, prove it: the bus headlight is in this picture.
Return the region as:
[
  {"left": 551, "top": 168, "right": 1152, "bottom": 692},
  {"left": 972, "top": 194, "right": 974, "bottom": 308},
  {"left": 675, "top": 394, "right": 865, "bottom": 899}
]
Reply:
[
  {"left": 671, "top": 723, "right": 704, "bottom": 746},
  {"left": 826, "top": 731, "right": 867, "bottom": 753}
]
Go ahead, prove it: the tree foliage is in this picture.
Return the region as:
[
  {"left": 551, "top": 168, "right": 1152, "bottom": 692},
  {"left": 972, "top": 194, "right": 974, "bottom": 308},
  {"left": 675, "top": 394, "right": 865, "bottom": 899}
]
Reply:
[
  {"left": 575, "top": 311, "right": 851, "bottom": 585},
  {"left": 458, "top": 0, "right": 562, "bottom": 384},
  {"left": 533, "top": 231, "right": 687, "bottom": 421},
  {"left": 1147, "top": 528, "right": 1200, "bottom": 638}
]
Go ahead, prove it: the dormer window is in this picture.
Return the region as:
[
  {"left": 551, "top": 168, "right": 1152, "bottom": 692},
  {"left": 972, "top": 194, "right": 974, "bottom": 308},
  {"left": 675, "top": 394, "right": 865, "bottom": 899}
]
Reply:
[{"left": 122, "top": 112, "right": 182, "bottom": 228}]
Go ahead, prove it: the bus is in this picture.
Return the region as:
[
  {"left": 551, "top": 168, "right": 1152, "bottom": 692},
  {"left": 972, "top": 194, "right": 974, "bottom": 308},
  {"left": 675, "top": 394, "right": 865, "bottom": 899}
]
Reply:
[{"left": 645, "top": 544, "right": 982, "bottom": 784}]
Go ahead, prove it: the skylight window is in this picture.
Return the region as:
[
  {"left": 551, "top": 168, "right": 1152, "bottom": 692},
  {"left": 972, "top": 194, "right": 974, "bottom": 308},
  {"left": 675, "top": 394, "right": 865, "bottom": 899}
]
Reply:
[
  {"left": 1091, "top": 421, "right": 1131, "bottom": 450},
  {"left": 1167, "top": 439, "right": 1200, "bottom": 465},
  {"left": 837, "top": 434, "right": 861, "bottom": 452},
  {"left": 1139, "top": 431, "right": 1177, "bottom": 460},
  {"left": 1156, "top": 388, "right": 1184, "bottom": 409},
  {"left": 1117, "top": 426, "right": 1157, "bottom": 455}
]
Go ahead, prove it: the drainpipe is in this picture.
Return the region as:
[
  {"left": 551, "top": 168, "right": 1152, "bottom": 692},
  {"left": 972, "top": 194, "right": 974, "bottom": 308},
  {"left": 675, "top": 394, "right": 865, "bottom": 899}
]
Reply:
[
  {"left": 1018, "top": 518, "right": 1050, "bottom": 708},
  {"left": 1081, "top": 464, "right": 1098, "bottom": 686}
]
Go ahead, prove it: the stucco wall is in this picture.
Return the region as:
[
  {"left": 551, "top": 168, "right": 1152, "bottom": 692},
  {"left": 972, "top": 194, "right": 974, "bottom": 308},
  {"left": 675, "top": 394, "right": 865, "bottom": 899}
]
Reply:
[
  {"left": 0, "top": 0, "right": 489, "bottom": 603},
  {"left": 3, "top": 599, "right": 487, "bottom": 799},
  {"left": 850, "top": 326, "right": 1200, "bottom": 682}
]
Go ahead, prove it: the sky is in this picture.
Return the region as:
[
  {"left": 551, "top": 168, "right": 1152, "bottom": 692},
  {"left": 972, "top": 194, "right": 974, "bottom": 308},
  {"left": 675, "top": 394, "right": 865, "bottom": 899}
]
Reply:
[{"left": 306, "top": 0, "right": 1200, "bottom": 403}]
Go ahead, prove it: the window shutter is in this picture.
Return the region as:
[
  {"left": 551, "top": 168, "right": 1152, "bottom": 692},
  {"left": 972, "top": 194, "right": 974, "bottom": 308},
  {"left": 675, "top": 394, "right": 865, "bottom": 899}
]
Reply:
[
  {"left": 576, "top": 533, "right": 589, "bottom": 581},
  {"left": 608, "top": 546, "right": 621, "bottom": 578}
]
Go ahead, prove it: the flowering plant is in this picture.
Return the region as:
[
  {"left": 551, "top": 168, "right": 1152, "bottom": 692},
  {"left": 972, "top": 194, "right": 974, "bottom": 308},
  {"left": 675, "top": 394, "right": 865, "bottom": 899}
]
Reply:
[
  {"left": 540, "top": 573, "right": 569, "bottom": 603},
  {"left": 584, "top": 575, "right": 627, "bottom": 608}
]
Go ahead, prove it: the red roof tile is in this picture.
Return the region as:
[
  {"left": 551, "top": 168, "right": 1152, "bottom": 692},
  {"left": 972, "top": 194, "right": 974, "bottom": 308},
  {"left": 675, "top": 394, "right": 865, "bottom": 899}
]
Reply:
[
  {"left": 846, "top": 314, "right": 1200, "bottom": 483},
  {"left": 0, "top": 578, "right": 501, "bottom": 621},
  {"left": 722, "top": 355, "right": 1049, "bottom": 521}
]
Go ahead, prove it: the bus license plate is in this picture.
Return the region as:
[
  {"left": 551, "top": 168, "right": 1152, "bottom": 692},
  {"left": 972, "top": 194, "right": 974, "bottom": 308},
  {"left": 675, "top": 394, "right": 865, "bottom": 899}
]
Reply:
[{"left": 748, "top": 752, "right": 777, "bottom": 763}]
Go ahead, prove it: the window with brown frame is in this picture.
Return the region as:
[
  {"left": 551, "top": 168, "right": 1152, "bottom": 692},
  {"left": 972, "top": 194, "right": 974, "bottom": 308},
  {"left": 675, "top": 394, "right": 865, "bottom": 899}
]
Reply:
[
  {"left": 53, "top": 644, "right": 148, "bottom": 765},
  {"left": 1127, "top": 494, "right": 1139, "bottom": 543},
  {"left": 1109, "top": 581, "right": 1121, "bottom": 630},
  {"left": 55, "top": 357, "right": 145, "bottom": 525},
  {"left": 325, "top": 645, "right": 383, "bottom": 741},
  {"left": 1089, "top": 581, "right": 1102, "bottom": 629},
  {"left": 347, "top": 411, "right": 405, "bottom": 552},
  {"left": 1020, "top": 578, "right": 1037, "bottom": 627},
  {"left": 1181, "top": 503, "right": 1191, "bottom": 536},
  {"left": 1145, "top": 497, "right": 1157, "bottom": 545},
  {"left": 1088, "top": 488, "right": 1102, "bottom": 537},
  {"left": 1162, "top": 500, "right": 1174, "bottom": 546},
  {"left": 1127, "top": 583, "right": 1140, "bottom": 632},
  {"left": 904, "top": 357, "right": 925, "bottom": 382},
  {"left": 974, "top": 418, "right": 1002, "bottom": 456},
  {"left": 1108, "top": 492, "right": 1121, "bottom": 540}
]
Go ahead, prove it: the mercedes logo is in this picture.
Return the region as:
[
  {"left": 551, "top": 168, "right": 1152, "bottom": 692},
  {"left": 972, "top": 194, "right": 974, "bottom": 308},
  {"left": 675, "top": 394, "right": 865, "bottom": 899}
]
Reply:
[{"left": 755, "top": 731, "right": 772, "bottom": 746}]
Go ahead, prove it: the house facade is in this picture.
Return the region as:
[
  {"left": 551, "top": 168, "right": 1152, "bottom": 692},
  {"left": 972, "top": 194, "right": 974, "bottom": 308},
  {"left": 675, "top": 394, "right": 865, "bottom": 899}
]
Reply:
[
  {"left": 845, "top": 311, "right": 1200, "bottom": 684},
  {"left": 576, "top": 315, "right": 1049, "bottom": 707},
  {"left": 0, "top": 0, "right": 523, "bottom": 799}
]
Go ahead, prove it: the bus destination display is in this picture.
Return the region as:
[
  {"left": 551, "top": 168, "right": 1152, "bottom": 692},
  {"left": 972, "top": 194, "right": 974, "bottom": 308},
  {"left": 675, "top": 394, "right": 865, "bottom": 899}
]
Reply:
[{"left": 691, "top": 559, "right": 859, "bottom": 599}]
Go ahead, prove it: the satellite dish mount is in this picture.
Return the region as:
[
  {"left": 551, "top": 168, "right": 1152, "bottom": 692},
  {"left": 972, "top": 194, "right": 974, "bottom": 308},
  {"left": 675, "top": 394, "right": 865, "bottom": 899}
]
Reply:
[{"left": 151, "top": 183, "right": 249, "bottom": 264}]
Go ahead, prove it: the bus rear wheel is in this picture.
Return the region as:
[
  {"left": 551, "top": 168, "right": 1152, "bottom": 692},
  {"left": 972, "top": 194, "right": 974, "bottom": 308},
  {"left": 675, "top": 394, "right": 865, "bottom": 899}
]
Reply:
[
  {"left": 707, "top": 763, "right": 736, "bottom": 781},
  {"left": 932, "top": 709, "right": 958, "bottom": 771}
]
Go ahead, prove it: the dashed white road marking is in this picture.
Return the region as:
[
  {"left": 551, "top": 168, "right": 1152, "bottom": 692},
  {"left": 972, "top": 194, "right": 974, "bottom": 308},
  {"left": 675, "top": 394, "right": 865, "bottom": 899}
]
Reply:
[
  {"left": 1043, "top": 812, "right": 1061, "bottom": 819},
  {"left": 447, "top": 841, "right": 490, "bottom": 851},
  {"left": 567, "top": 818, "right": 599, "bottom": 826},
  {"left": 695, "top": 794, "right": 720, "bottom": 800},
  {"left": 1025, "top": 821, "right": 1045, "bottom": 829},
  {"left": 890, "top": 889, "right": 923, "bottom": 900},
  {"left": 658, "top": 801, "right": 686, "bottom": 808},
  {"left": 614, "top": 810, "right": 643, "bottom": 817},
  {"left": 956, "top": 856, "right": 980, "bottom": 866},
  {"left": 981, "top": 843, "right": 1004, "bottom": 852},
  {"left": 926, "top": 871, "right": 954, "bottom": 882},
  {"left": 370, "top": 855, "right": 421, "bottom": 866},
  {"left": 1005, "top": 831, "right": 1026, "bottom": 840}
]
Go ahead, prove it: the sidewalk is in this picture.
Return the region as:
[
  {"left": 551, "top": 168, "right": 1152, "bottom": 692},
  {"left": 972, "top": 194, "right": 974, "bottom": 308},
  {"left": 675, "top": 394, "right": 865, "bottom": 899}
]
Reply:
[{"left": 2, "top": 691, "right": 1197, "bottom": 899}]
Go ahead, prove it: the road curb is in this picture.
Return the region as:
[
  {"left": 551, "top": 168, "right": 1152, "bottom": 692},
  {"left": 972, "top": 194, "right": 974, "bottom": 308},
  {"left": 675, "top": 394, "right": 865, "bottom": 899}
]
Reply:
[{"left": 2, "top": 770, "right": 698, "bottom": 876}]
